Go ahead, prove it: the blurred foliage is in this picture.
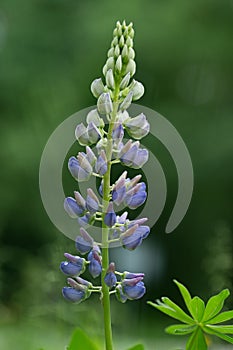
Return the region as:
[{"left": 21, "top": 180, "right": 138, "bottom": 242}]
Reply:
[{"left": 0, "top": 0, "right": 233, "bottom": 347}]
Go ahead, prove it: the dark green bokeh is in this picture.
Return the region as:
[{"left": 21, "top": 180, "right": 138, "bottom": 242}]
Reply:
[{"left": 0, "top": 0, "right": 232, "bottom": 348}]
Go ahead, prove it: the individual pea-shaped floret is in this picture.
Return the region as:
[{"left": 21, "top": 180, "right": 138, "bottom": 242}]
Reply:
[
  {"left": 62, "top": 277, "right": 91, "bottom": 303},
  {"left": 120, "top": 224, "right": 150, "bottom": 250},
  {"left": 60, "top": 253, "right": 86, "bottom": 276},
  {"left": 88, "top": 245, "right": 102, "bottom": 278},
  {"left": 104, "top": 202, "right": 116, "bottom": 227},
  {"left": 122, "top": 276, "right": 146, "bottom": 300}
]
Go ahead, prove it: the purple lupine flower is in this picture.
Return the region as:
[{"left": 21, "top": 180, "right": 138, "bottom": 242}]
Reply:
[
  {"left": 86, "top": 188, "right": 99, "bottom": 214},
  {"left": 122, "top": 277, "right": 146, "bottom": 300},
  {"left": 75, "top": 276, "right": 93, "bottom": 288},
  {"left": 77, "top": 153, "right": 93, "bottom": 177},
  {"left": 64, "top": 197, "right": 84, "bottom": 218},
  {"left": 120, "top": 224, "right": 142, "bottom": 250},
  {"left": 74, "top": 191, "right": 86, "bottom": 211},
  {"left": 95, "top": 150, "right": 107, "bottom": 175},
  {"left": 132, "top": 148, "right": 148, "bottom": 169},
  {"left": 116, "top": 284, "right": 128, "bottom": 303},
  {"left": 104, "top": 262, "right": 117, "bottom": 288},
  {"left": 104, "top": 202, "right": 116, "bottom": 227},
  {"left": 124, "top": 113, "right": 149, "bottom": 140},
  {"left": 120, "top": 141, "right": 138, "bottom": 167},
  {"left": 62, "top": 287, "right": 86, "bottom": 303},
  {"left": 75, "top": 227, "right": 94, "bottom": 254},
  {"left": 68, "top": 156, "right": 92, "bottom": 182},
  {"left": 124, "top": 182, "right": 147, "bottom": 209},
  {"left": 87, "top": 122, "right": 101, "bottom": 144},
  {"left": 60, "top": 254, "right": 86, "bottom": 276},
  {"left": 75, "top": 123, "right": 90, "bottom": 146},
  {"left": 88, "top": 248, "right": 102, "bottom": 278}
]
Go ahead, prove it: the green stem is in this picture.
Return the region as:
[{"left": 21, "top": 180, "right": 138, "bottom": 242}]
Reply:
[{"left": 101, "top": 85, "right": 120, "bottom": 350}]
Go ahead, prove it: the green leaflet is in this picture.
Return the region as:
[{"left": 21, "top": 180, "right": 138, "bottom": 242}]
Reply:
[
  {"left": 174, "top": 280, "right": 192, "bottom": 314},
  {"left": 205, "top": 324, "right": 233, "bottom": 334},
  {"left": 203, "top": 326, "right": 233, "bottom": 344},
  {"left": 207, "top": 310, "right": 233, "bottom": 324},
  {"left": 189, "top": 296, "right": 205, "bottom": 322},
  {"left": 186, "top": 328, "right": 207, "bottom": 350},
  {"left": 165, "top": 324, "right": 197, "bottom": 335},
  {"left": 127, "top": 344, "right": 144, "bottom": 350},
  {"left": 67, "top": 328, "right": 99, "bottom": 350},
  {"left": 202, "top": 289, "right": 230, "bottom": 322},
  {"left": 148, "top": 301, "right": 193, "bottom": 324}
]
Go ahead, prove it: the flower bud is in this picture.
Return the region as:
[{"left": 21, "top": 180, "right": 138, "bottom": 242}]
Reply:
[
  {"left": 106, "top": 69, "right": 115, "bottom": 90},
  {"left": 124, "top": 113, "right": 150, "bottom": 140},
  {"left": 86, "top": 188, "right": 99, "bottom": 213},
  {"left": 120, "top": 141, "right": 138, "bottom": 167},
  {"left": 115, "top": 55, "right": 122, "bottom": 73},
  {"left": 62, "top": 287, "right": 86, "bottom": 303},
  {"left": 77, "top": 153, "right": 93, "bottom": 175},
  {"left": 111, "top": 36, "right": 118, "bottom": 47},
  {"left": 120, "top": 91, "right": 133, "bottom": 111},
  {"left": 75, "top": 276, "right": 93, "bottom": 288},
  {"left": 64, "top": 197, "right": 84, "bottom": 218},
  {"left": 119, "top": 35, "right": 124, "bottom": 48},
  {"left": 126, "top": 37, "right": 133, "bottom": 47},
  {"left": 120, "top": 72, "right": 131, "bottom": 90},
  {"left": 114, "top": 45, "right": 120, "bottom": 57},
  {"left": 90, "top": 78, "right": 105, "bottom": 98},
  {"left": 95, "top": 150, "right": 107, "bottom": 175},
  {"left": 78, "top": 214, "right": 91, "bottom": 228},
  {"left": 123, "top": 271, "right": 145, "bottom": 279},
  {"left": 104, "top": 202, "right": 116, "bottom": 227},
  {"left": 112, "top": 177, "right": 126, "bottom": 206},
  {"left": 108, "top": 47, "right": 114, "bottom": 57},
  {"left": 104, "top": 262, "right": 117, "bottom": 288},
  {"left": 121, "top": 44, "right": 128, "bottom": 59},
  {"left": 132, "top": 148, "right": 149, "bottom": 169},
  {"left": 75, "top": 123, "right": 89, "bottom": 146},
  {"left": 75, "top": 227, "right": 93, "bottom": 255},
  {"left": 105, "top": 57, "right": 115, "bottom": 71},
  {"left": 125, "top": 59, "right": 136, "bottom": 77},
  {"left": 97, "top": 92, "right": 113, "bottom": 115},
  {"left": 86, "top": 109, "right": 104, "bottom": 128},
  {"left": 131, "top": 80, "right": 145, "bottom": 101},
  {"left": 128, "top": 47, "right": 135, "bottom": 59}
]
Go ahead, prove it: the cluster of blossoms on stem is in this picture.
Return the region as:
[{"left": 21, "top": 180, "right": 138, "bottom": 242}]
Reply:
[{"left": 60, "top": 20, "right": 151, "bottom": 304}]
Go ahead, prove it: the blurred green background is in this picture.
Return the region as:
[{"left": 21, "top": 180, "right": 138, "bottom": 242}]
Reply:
[{"left": 0, "top": 0, "right": 233, "bottom": 349}]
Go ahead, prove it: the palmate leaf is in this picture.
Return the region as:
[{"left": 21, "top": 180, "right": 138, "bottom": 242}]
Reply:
[
  {"left": 161, "top": 297, "right": 195, "bottom": 324},
  {"left": 186, "top": 328, "right": 207, "bottom": 350},
  {"left": 206, "top": 310, "right": 233, "bottom": 324},
  {"left": 165, "top": 324, "right": 197, "bottom": 335},
  {"left": 202, "top": 289, "right": 230, "bottom": 322}
]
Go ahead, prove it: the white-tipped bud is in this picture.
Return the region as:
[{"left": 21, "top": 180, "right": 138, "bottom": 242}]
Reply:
[
  {"left": 114, "top": 45, "right": 120, "bottom": 57},
  {"left": 120, "top": 91, "right": 133, "bottom": 111},
  {"left": 129, "top": 28, "right": 135, "bottom": 39},
  {"left": 112, "top": 36, "right": 118, "bottom": 47},
  {"left": 106, "top": 69, "right": 115, "bottom": 90},
  {"left": 126, "top": 59, "right": 136, "bottom": 77},
  {"left": 105, "top": 57, "right": 115, "bottom": 71},
  {"left": 119, "top": 35, "right": 124, "bottom": 48},
  {"left": 121, "top": 45, "right": 128, "bottom": 58},
  {"left": 128, "top": 47, "right": 135, "bottom": 60},
  {"left": 126, "top": 37, "right": 133, "bottom": 47},
  {"left": 120, "top": 72, "right": 131, "bottom": 90},
  {"left": 115, "top": 55, "right": 122, "bottom": 73},
  {"left": 90, "top": 78, "right": 105, "bottom": 98},
  {"left": 131, "top": 80, "right": 145, "bottom": 101},
  {"left": 113, "top": 28, "right": 118, "bottom": 37},
  {"left": 108, "top": 47, "right": 114, "bottom": 57},
  {"left": 97, "top": 92, "right": 113, "bottom": 115},
  {"left": 117, "top": 27, "right": 122, "bottom": 37}
]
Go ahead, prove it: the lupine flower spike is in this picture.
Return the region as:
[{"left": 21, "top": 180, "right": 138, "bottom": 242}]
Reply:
[{"left": 60, "top": 20, "right": 151, "bottom": 350}]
